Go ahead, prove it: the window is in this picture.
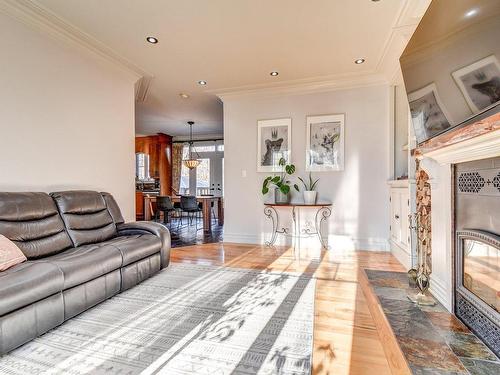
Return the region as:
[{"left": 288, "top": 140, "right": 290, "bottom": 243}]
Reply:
[
  {"left": 136, "top": 153, "right": 147, "bottom": 180},
  {"left": 217, "top": 144, "right": 224, "bottom": 152},
  {"left": 196, "top": 159, "right": 210, "bottom": 188},
  {"left": 193, "top": 145, "right": 216, "bottom": 153}
]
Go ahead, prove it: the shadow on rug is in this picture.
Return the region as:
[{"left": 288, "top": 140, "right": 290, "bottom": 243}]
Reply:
[{"left": 0, "top": 263, "right": 316, "bottom": 375}]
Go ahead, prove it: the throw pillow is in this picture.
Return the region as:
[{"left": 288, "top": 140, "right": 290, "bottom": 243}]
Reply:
[{"left": 0, "top": 234, "right": 27, "bottom": 271}]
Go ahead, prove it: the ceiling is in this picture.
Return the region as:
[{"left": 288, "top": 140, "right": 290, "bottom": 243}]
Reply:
[{"left": 36, "top": 0, "right": 413, "bottom": 136}]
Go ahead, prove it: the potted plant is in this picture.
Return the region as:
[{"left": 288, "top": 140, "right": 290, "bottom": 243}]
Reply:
[
  {"left": 262, "top": 158, "right": 299, "bottom": 204},
  {"left": 298, "top": 172, "right": 320, "bottom": 205}
]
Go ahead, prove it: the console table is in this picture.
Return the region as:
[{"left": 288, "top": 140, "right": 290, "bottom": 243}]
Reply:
[{"left": 264, "top": 202, "right": 332, "bottom": 249}]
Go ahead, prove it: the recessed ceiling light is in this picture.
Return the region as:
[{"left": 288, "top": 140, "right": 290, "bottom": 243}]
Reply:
[
  {"left": 198, "top": 80, "right": 207, "bottom": 85},
  {"left": 146, "top": 36, "right": 158, "bottom": 44},
  {"left": 179, "top": 93, "right": 189, "bottom": 99},
  {"left": 465, "top": 8, "right": 478, "bottom": 18},
  {"left": 354, "top": 58, "right": 365, "bottom": 64},
  {"left": 270, "top": 71, "right": 279, "bottom": 76}
]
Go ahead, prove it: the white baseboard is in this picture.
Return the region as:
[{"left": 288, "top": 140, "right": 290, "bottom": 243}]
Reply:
[
  {"left": 429, "top": 274, "right": 452, "bottom": 312},
  {"left": 223, "top": 232, "right": 389, "bottom": 251},
  {"left": 390, "top": 240, "right": 411, "bottom": 269},
  {"left": 351, "top": 237, "right": 390, "bottom": 252},
  {"left": 223, "top": 233, "right": 262, "bottom": 245}
]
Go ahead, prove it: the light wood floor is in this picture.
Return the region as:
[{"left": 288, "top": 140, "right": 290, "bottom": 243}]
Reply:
[{"left": 171, "top": 242, "right": 405, "bottom": 375}]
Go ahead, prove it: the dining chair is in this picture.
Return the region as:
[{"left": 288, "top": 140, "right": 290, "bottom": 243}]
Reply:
[
  {"left": 155, "top": 196, "right": 178, "bottom": 229},
  {"left": 180, "top": 195, "right": 202, "bottom": 230}
]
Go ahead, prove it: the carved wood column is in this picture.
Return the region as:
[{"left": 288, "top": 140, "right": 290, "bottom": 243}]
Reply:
[{"left": 415, "top": 159, "right": 432, "bottom": 275}]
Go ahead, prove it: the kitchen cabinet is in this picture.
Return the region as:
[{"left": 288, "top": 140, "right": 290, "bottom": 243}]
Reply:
[
  {"left": 136, "top": 191, "right": 144, "bottom": 221},
  {"left": 135, "top": 133, "right": 173, "bottom": 219}
]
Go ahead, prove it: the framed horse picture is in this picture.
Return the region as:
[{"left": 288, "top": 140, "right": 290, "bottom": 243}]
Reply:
[
  {"left": 257, "top": 118, "right": 292, "bottom": 172},
  {"left": 306, "top": 114, "right": 345, "bottom": 171}
]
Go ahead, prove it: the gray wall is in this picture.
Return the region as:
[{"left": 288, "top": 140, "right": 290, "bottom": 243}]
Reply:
[{"left": 223, "top": 85, "right": 391, "bottom": 250}]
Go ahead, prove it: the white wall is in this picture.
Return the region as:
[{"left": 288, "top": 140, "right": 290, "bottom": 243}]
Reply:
[
  {"left": 223, "top": 85, "right": 391, "bottom": 250},
  {"left": 0, "top": 13, "right": 136, "bottom": 220},
  {"left": 394, "top": 84, "right": 409, "bottom": 179},
  {"left": 418, "top": 158, "right": 454, "bottom": 311}
]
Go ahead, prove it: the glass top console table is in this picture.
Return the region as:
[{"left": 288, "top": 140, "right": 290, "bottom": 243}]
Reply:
[{"left": 263, "top": 202, "right": 332, "bottom": 249}]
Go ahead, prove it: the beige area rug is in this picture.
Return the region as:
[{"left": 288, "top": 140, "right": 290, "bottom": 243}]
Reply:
[{"left": 0, "top": 263, "right": 315, "bottom": 374}]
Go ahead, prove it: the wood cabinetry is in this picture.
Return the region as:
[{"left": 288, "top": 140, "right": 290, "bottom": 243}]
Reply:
[
  {"left": 136, "top": 191, "right": 145, "bottom": 221},
  {"left": 135, "top": 133, "right": 173, "bottom": 220}
]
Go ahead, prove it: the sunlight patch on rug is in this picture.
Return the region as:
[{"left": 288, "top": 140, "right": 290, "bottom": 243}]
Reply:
[{"left": 0, "top": 263, "right": 315, "bottom": 375}]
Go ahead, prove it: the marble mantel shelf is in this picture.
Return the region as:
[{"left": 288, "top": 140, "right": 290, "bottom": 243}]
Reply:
[{"left": 413, "top": 112, "right": 500, "bottom": 165}]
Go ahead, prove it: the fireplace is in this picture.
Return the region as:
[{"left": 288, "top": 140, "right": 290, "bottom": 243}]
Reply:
[{"left": 454, "top": 157, "right": 500, "bottom": 356}]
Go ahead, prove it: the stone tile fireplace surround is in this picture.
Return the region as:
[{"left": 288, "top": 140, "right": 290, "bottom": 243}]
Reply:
[{"left": 415, "top": 113, "right": 500, "bottom": 356}]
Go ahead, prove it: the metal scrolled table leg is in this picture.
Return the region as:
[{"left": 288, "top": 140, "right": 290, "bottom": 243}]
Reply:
[
  {"left": 315, "top": 206, "right": 332, "bottom": 249},
  {"left": 264, "top": 206, "right": 279, "bottom": 247}
]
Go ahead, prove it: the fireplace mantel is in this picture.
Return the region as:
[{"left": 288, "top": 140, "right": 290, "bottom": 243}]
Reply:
[{"left": 414, "top": 112, "right": 500, "bottom": 165}]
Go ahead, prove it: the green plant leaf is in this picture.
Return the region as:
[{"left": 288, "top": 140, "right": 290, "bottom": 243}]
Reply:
[
  {"left": 285, "top": 164, "right": 295, "bottom": 175},
  {"left": 271, "top": 176, "right": 280, "bottom": 183},
  {"left": 278, "top": 157, "right": 286, "bottom": 166},
  {"left": 279, "top": 184, "right": 290, "bottom": 194},
  {"left": 311, "top": 179, "right": 320, "bottom": 190},
  {"left": 294, "top": 184, "right": 300, "bottom": 192},
  {"left": 262, "top": 186, "right": 269, "bottom": 194},
  {"left": 298, "top": 176, "right": 307, "bottom": 189}
]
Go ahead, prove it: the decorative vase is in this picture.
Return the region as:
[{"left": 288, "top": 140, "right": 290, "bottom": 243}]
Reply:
[
  {"left": 407, "top": 268, "right": 418, "bottom": 288},
  {"left": 274, "top": 188, "right": 290, "bottom": 204},
  {"left": 303, "top": 191, "right": 317, "bottom": 205}
]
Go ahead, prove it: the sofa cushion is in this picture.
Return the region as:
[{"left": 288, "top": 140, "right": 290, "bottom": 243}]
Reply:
[
  {"left": 0, "top": 192, "right": 73, "bottom": 259},
  {"left": 41, "top": 244, "right": 123, "bottom": 289},
  {"left": 0, "top": 234, "right": 27, "bottom": 271},
  {"left": 101, "top": 192, "right": 124, "bottom": 225},
  {"left": 0, "top": 262, "right": 64, "bottom": 316},
  {"left": 104, "top": 234, "right": 161, "bottom": 266},
  {"left": 51, "top": 191, "right": 117, "bottom": 247}
]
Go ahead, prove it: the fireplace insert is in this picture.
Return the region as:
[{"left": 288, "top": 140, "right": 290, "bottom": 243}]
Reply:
[{"left": 455, "top": 157, "right": 500, "bottom": 356}]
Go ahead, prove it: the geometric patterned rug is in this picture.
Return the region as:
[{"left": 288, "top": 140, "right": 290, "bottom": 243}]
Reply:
[{"left": 0, "top": 263, "right": 315, "bottom": 374}]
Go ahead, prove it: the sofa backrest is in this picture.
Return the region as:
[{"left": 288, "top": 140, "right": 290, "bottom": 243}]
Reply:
[
  {"left": 51, "top": 191, "right": 117, "bottom": 247},
  {"left": 101, "top": 192, "right": 125, "bottom": 225},
  {"left": 0, "top": 192, "right": 73, "bottom": 259}
]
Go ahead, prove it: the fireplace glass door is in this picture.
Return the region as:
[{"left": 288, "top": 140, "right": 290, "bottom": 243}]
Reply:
[{"left": 463, "top": 238, "right": 500, "bottom": 313}]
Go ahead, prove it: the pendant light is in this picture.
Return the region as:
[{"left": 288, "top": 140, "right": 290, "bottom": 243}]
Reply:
[{"left": 183, "top": 121, "right": 201, "bottom": 169}]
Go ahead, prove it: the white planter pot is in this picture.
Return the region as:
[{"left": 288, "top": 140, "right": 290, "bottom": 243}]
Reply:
[{"left": 303, "top": 191, "right": 317, "bottom": 205}]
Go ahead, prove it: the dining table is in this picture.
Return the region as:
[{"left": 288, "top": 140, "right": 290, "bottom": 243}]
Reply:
[{"left": 143, "top": 195, "right": 224, "bottom": 233}]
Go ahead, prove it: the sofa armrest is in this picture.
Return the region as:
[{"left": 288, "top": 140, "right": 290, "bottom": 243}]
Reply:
[{"left": 116, "top": 222, "right": 171, "bottom": 269}]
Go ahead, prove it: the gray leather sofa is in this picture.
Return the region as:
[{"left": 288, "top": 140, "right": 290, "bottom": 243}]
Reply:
[{"left": 0, "top": 190, "right": 170, "bottom": 354}]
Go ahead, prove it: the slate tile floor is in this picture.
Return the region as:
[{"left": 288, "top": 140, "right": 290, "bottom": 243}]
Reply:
[{"left": 365, "top": 269, "right": 500, "bottom": 375}]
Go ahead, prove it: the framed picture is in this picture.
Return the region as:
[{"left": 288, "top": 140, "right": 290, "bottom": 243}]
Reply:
[
  {"left": 408, "top": 83, "right": 452, "bottom": 144},
  {"left": 306, "top": 114, "right": 344, "bottom": 172},
  {"left": 452, "top": 55, "right": 500, "bottom": 113},
  {"left": 257, "top": 118, "right": 291, "bottom": 172}
]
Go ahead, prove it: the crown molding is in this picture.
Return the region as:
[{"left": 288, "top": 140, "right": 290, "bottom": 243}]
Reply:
[
  {"left": 0, "top": 0, "right": 151, "bottom": 82},
  {"left": 214, "top": 72, "right": 388, "bottom": 101}
]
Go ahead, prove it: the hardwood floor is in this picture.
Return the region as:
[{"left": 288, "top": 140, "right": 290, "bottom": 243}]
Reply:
[
  {"left": 170, "top": 242, "right": 406, "bottom": 375},
  {"left": 155, "top": 217, "right": 223, "bottom": 248}
]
